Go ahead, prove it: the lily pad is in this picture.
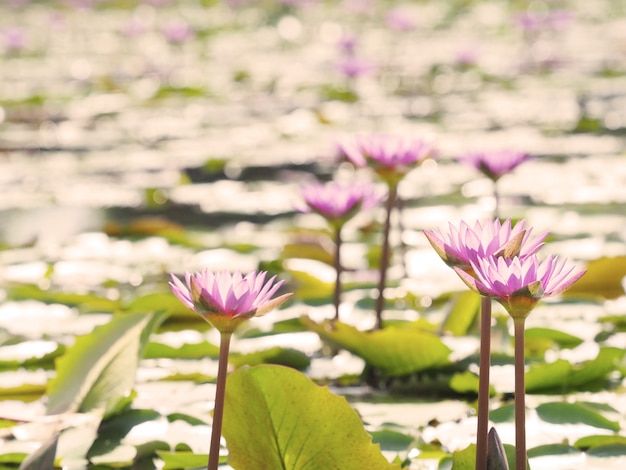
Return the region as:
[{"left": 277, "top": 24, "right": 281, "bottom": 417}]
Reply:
[{"left": 301, "top": 317, "right": 451, "bottom": 376}]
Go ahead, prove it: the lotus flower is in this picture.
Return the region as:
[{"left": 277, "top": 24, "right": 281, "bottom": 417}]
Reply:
[
  {"left": 423, "top": 218, "right": 547, "bottom": 272},
  {"left": 457, "top": 150, "right": 530, "bottom": 182},
  {"left": 455, "top": 254, "right": 586, "bottom": 319},
  {"left": 338, "top": 133, "right": 437, "bottom": 186},
  {"left": 169, "top": 270, "right": 292, "bottom": 333},
  {"left": 298, "top": 181, "right": 381, "bottom": 228}
]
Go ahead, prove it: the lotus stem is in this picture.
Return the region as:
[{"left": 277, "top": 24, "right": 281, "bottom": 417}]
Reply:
[
  {"left": 374, "top": 183, "right": 397, "bottom": 329},
  {"left": 333, "top": 226, "right": 343, "bottom": 321},
  {"left": 476, "top": 296, "right": 492, "bottom": 470},
  {"left": 513, "top": 318, "right": 527, "bottom": 470},
  {"left": 208, "top": 332, "right": 232, "bottom": 470}
]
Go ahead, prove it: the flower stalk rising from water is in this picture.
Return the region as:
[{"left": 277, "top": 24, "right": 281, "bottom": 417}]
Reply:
[
  {"left": 339, "top": 133, "right": 437, "bottom": 329},
  {"left": 456, "top": 255, "right": 585, "bottom": 470},
  {"left": 169, "top": 270, "right": 292, "bottom": 470},
  {"left": 424, "top": 218, "right": 547, "bottom": 470},
  {"left": 299, "top": 181, "right": 380, "bottom": 321}
]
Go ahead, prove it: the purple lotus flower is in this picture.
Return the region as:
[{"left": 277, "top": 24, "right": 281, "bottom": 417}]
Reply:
[
  {"left": 298, "top": 181, "right": 381, "bottom": 228},
  {"left": 3, "top": 27, "right": 27, "bottom": 52},
  {"left": 455, "top": 255, "right": 586, "bottom": 319},
  {"left": 161, "top": 21, "right": 195, "bottom": 44},
  {"left": 385, "top": 7, "right": 417, "bottom": 31},
  {"left": 337, "top": 133, "right": 438, "bottom": 186},
  {"left": 423, "top": 218, "right": 547, "bottom": 272},
  {"left": 169, "top": 270, "right": 292, "bottom": 333},
  {"left": 457, "top": 150, "right": 531, "bottom": 182},
  {"left": 336, "top": 56, "right": 376, "bottom": 79}
]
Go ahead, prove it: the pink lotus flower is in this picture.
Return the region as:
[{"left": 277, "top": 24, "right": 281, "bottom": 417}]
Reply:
[
  {"left": 455, "top": 255, "right": 586, "bottom": 319},
  {"left": 298, "top": 181, "right": 381, "bottom": 228},
  {"left": 423, "top": 218, "right": 547, "bottom": 272},
  {"left": 169, "top": 270, "right": 292, "bottom": 333},
  {"left": 337, "top": 133, "right": 438, "bottom": 186},
  {"left": 457, "top": 150, "right": 531, "bottom": 182}
]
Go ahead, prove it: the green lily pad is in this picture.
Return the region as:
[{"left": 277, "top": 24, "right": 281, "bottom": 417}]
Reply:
[
  {"left": 230, "top": 346, "right": 311, "bottom": 370},
  {"left": 535, "top": 402, "right": 620, "bottom": 432},
  {"left": 574, "top": 435, "right": 626, "bottom": 450},
  {"left": 301, "top": 317, "right": 451, "bottom": 376},
  {"left": 223, "top": 364, "right": 400, "bottom": 469}
]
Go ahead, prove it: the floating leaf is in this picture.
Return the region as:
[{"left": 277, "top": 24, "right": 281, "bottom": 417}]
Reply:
[
  {"left": 442, "top": 291, "right": 480, "bottom": 336},
  {"left": 144, "top": 340, "right": 219, "bottom": 359},
  {"left": 301, "top": 317, "right": 451, "bottom": 376},
  {"left": 535, "top": 402, "right": 620, "bottom": 431},
  {"left": 527, "top": 443, "right": 581, "bottom": 458},
  {"left": 223, "top": 364, "right": 399, "bottom": 470},
  {"left": 156, "top": 450, "right": 218, "bottom": 469},
  {"left": 230, "top": 346, "right": 311, "bottom": 370},
  {"left": 587, "top": 443, "right": 626, "bottom": 457},
  {"left": 574, "top": 435, "right": 626, "bottom": 450},
  {"left": 563, "top": 256, "right": 626, "bottom": 299},
  {"left": 489, "top": 404, "right": 515, "bottom": 423},
  {"left": 370, "top": 429, "right": 414, "bottom": 452},
  {"left": 525, "top": 327, "right": 584, "bottom": 349}
]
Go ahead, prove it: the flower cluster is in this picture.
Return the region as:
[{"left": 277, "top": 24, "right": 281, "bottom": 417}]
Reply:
[{"left": 425, "top": 218, "right": 585, "bottom": 319}]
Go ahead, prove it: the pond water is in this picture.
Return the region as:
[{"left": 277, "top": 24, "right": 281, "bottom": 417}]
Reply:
[{"left": 0, "top": 0, "right": 625, "bottom": 469}]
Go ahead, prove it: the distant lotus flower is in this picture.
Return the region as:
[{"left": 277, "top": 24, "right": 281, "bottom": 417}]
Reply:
[
  {"left": 385, "top": 7, "right": 417, "bottom": 31},
  {"left": 337, "top": 34, "right": 358, "bottom": 56},
  {"left": 455, "top": 47, "right": 478, "bottom": 68},
  {"left": 336, "top": 55, "right": 376, "bottom": 79},
  {"left": 161, "top": 21, "right": 195, "bottom": 44},
  {"left": 3, "top": 27, "right": 26, "bottom": 52},
  {"left": 169, "top": 269, "right": 291, "bottom": 470},
  {"left": 423, "top": 218, "right": 547, "bottom": 272},
  {"left": 338, "top": 133, "right": 438, "bottom": 185},
  {"left": 299, "top": 181, "right": 381, "bottom": 228},
  {"left": 299, "top": 181, "right": 381, "bottom": 320},
  {"left": 456, "top": 254, "right": 585, "bottom": 319},
  {"left": 338, "top": 133, "right": 437, "bottom": 328},
  {"left": 169, "top": 269, "right": 292, "bottom": 334},
  {"left": 458, "top": 149, "right": 531, "bottom": 182}
]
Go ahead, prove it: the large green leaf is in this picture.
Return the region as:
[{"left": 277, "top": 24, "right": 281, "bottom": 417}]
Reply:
[
  {"left": 563, "top": 256, "right": 626, "bottom": 299},
  {"left": 301, "top": 317, "right": 451, "bottom": 376},
  {"left": 46, "top": 312, "right": 162, "bottom": 416},
  {"left": 223, "top": 364, "right": 400, "bottom": 470},
  {"left": 535, "top": 402, "right": 620, "bottom": 431}
]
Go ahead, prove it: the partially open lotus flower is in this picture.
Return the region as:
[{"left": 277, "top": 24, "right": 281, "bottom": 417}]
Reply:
[
  {"left": 457, "top": 150, "right": 531, "bottom": 182},
  {"left": 455, "top": 254, "right": 586, "bottom": 319},
  {"left": 169, "top": 269, "right": 292, "bottom": 333},
  {"left": 337, "top": 133, "right": 437, "bottom": 186},
  {"left": 298, "top": 180, "right": 381, "bottom": 229},
  {"left": 423, "top": 218, "right": 547, "bottom": 273}
]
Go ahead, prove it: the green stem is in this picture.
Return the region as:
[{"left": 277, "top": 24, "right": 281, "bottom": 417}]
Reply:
[
  {"left": 476, "top": 296, "right": 492, "bottom": 470},
  {"left": 333, "top": 226, "right": 343, "bottom": 321},
  {"left": 513, "top": 318, "right": 527, "bottom": 470},
  {"left": 207, "top": 332, "right": 232, "bottom": 470},
  {"left": 374, "top": 183, "right": 397, "bottom": 330}
]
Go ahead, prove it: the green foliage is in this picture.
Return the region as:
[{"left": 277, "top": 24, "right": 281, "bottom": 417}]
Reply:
[
  {"left": 525, "top": 347, "right": 625, "bottom": 393},
  {"left": 46, "top": 312, "right": 163, "bottom": 416},
  {"left": 563, "top": 256, "right": 626, "bottom": 299},
  {"left": 230, "top": 346, "right": 311, "bottom": 370},
  {"left": 535, "top": 402, "right": 620, "bottom": 431},
  {"left": 442, "top": 291, "right": 480, "bottom": 336},
  {"left": 223, "top": 364, "right": 400, "bottom": 470},
  {"left": 301, "top": 317, "right": 451, "bottom": 376}
]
